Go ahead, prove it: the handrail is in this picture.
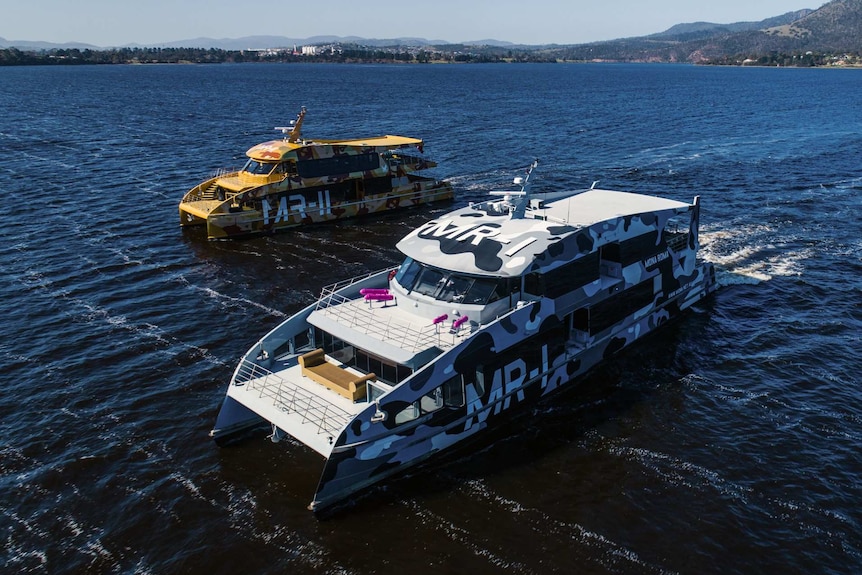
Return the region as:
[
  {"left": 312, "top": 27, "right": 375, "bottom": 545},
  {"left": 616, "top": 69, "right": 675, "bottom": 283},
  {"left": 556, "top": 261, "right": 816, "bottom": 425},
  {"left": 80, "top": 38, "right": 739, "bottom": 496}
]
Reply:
[
  {"left": 315, "top": 289, "right": 458, "bottom": 354},
  {"left": 317, "top": 267, "right": 396, "bottom": 295},
  {"left": 181, "top": 169, "right": 241, "bottom": 203},
  {"left": 233, "top": 359, "right": 353, "bottom": 436}
]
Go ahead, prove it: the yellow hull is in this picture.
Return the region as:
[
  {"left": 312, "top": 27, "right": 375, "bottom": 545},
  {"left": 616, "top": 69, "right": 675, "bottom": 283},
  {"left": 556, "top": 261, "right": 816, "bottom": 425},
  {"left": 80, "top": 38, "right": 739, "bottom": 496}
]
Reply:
[{"left": 179, "top": 181, "right": 453, "bottom": 240}]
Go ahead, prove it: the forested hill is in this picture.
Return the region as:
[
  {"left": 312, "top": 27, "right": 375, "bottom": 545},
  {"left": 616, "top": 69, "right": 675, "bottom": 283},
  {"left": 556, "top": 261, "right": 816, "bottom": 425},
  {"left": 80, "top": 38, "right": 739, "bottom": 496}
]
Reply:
[
  {"left": 542, "top": 0, "right": 862, "bottom": 64},
  {"left": 2, "top": 0, "right": 861, "bottom": 66}
]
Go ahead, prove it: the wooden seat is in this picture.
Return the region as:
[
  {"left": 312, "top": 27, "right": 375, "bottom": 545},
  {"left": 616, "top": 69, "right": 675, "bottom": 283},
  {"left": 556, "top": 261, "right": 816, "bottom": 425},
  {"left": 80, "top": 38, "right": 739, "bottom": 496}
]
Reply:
[{"left": 298, "top": 349, "right": 375, "bottom": 401}]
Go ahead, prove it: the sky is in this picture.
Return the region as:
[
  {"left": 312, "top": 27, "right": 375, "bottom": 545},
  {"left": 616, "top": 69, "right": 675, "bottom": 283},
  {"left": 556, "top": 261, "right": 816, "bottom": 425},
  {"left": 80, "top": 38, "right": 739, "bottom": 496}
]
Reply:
[{"left": 0, "top": 0, "right": 821, "bottom": 47}]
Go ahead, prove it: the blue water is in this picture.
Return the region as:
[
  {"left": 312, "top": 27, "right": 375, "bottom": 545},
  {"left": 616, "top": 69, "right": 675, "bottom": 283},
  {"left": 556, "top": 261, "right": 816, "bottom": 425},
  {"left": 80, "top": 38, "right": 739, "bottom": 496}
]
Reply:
[{"left": 1, "top": 62, "right": 861, "bottom": 574}]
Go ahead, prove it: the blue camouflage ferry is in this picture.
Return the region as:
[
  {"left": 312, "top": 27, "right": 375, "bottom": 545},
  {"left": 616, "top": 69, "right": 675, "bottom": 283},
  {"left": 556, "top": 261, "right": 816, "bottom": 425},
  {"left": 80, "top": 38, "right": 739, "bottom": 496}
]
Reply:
[{"left": 210, "top": 161, "right": 717, "bottom": 512}]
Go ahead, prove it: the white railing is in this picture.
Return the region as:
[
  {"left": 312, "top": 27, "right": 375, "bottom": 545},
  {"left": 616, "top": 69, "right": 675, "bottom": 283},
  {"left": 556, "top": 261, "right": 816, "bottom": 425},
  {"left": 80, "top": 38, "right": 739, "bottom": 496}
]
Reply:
[
  {"left": 317, "top": 267, "right": 393, "bottom": 295},
  {"left": 315, "top": 290, "right": 458, "bottom": 353},
  {"left": 234, "top": 359, "right": 353, "bottom": 436}
]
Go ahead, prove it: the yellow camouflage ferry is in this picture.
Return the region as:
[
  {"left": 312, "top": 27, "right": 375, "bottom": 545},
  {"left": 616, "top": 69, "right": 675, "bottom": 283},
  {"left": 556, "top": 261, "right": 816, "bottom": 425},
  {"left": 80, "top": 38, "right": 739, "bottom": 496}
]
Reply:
[{"left": 179, "top": 107, "right": 454, "bottom": 239}]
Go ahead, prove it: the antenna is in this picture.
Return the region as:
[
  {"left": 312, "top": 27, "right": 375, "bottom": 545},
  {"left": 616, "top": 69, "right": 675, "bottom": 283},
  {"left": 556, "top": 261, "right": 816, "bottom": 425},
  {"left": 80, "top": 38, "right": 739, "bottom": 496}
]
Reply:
[
  {"left": 510, "top": 159, "right": 539, "bottom": 219},
  {"left": 486, "top": 159, "right": 539, "bottom": 219},
  {"left": 274, "top": 106, "right": 307, "bottom": 143}
]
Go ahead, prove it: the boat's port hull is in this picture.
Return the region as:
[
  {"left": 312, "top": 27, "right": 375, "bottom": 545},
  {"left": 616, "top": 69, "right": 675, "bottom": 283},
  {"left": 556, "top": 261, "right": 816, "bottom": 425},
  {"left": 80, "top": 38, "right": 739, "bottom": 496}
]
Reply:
[{"left": 180, "top": 181, "right": 453, "bottom": 239}]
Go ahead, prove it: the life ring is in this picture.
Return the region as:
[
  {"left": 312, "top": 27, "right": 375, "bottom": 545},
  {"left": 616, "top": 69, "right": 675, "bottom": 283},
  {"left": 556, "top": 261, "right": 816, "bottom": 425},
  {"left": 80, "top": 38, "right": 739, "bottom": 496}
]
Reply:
[{"left": 388, "top": 269, "right": 397, "bottom": 281}]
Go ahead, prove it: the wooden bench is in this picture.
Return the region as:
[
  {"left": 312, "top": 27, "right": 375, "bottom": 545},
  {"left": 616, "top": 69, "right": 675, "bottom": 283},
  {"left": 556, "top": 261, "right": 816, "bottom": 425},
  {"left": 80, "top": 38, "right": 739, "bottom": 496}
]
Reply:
[{"left": 298, "top": 348, "right": 375, "bottom": 402}]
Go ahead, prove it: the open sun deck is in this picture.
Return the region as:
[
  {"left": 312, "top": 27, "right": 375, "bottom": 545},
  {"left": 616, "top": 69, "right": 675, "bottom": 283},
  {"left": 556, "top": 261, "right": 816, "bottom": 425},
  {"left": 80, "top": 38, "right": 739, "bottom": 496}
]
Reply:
[
  {"left": 309, "top": 288, "right": 476, "bottom": 365},
  {"left": 225, "top": 287, "right": 477, "bottom": 456},
  {"left": 228, "top": 354, "right": 366, "bottom": 456}
]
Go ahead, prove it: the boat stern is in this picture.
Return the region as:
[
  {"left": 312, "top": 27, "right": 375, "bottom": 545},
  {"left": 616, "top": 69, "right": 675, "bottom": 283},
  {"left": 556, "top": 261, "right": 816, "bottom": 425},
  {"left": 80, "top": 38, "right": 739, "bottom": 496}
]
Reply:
[{"left": 179, "top": 199, "right": 222, "bottom": 227}]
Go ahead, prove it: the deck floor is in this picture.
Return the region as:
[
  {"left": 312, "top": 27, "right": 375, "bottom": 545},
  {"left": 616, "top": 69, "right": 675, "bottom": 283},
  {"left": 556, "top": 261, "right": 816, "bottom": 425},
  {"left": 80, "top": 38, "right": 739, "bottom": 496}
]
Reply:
[
  {"left": 227, "top": 358, "right": 367, "bottom": 456},
  {"left": 312, "top": 296, "right": 475, "bottom": 357}
]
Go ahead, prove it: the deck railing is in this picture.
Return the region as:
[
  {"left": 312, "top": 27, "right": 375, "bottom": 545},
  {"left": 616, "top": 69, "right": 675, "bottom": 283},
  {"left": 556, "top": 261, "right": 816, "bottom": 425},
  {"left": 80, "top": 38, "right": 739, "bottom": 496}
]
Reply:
[
  {"left": 180, "top": 168, "right": 242, "bottom": 203},
  {"left": 234, "top": 359, "right": 353, "bottom": 437},
  {"left": 315, "top": 278, "right": 463, "bottom": 354}
]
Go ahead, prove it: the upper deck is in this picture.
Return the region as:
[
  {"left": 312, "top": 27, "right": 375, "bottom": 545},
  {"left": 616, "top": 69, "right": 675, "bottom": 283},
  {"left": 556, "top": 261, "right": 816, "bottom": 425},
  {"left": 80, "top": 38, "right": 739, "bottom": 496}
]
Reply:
[
  {"left": 246, "top": 135, "right": 424, "bottom": 162},
  {"left": 307, "top": 285, "right": 478, "bottom": 368}
]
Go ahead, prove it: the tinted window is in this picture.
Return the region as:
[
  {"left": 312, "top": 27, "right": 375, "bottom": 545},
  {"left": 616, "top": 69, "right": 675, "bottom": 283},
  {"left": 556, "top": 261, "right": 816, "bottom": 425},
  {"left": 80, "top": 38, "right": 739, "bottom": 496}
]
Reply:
[{"left": 297, "top": 153, "right": 380, "bottom": 178}]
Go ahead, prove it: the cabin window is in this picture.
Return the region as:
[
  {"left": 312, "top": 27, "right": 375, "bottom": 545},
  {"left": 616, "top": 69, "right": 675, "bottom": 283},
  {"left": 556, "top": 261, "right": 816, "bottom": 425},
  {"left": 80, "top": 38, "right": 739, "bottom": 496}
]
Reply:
[
  {"left": 523, "top": 272, "right": 542, "bottom": 297},
  {"left": 413, "top": 266, "right": 446, "bottom": 297},
  {"left": 460, "top": 277, "right": 508, "bottom": 305},
  {"left": 523, "top": 253, "right": 600, "bottom": 298},
  {"left": 395, "top": 257, "right": 421, "bottom": 290},
  {"left": 420, "top": 387, "right": 444, "bottom": 413},
  {"left": 243, "top": 159, "right": 275, "bottom": 175},
  {"left": 419, "top": 376, "right": 466, "bottom": 412},
  {"left": 395, "top": 403, "right": 420, "bottom": 424},
  {"left": 364, "top": 176, "right": 391, "bottom": 195},
  {"left": 587, "top": 280, "right": 656, "bottom": 335},
  {"left": 442, "top": 375, "right": 465, "bottom": 407},
  {"left": 274, "top": 161, "right": 297, "bottom": 176},
  {"left": 292, "top": 328, "right": 311, "bottom": 352},
  {"left": 393, "top": 376, "right": 464, "bottom": 426},
  {"left": 354, "top": 347, "right": 412, "bottom": 384},
  {"left": 572, "top": 308, "right": 590, "bottom": 340},
  {"left": 438, "top": 274, "right": 473, "bottom": 303},
  {"left": 297, "top": 153, "right": 380, "bottom": 179},
  {"left": 601, "top": 232, "right": 660, "bottom": 266}
]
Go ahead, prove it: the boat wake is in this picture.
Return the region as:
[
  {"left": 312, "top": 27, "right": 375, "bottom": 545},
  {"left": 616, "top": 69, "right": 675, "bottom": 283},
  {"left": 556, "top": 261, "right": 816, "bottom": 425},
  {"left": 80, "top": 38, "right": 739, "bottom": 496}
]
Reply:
[{"left": 700, "top": 224, "right": 809, "bottom": 286}]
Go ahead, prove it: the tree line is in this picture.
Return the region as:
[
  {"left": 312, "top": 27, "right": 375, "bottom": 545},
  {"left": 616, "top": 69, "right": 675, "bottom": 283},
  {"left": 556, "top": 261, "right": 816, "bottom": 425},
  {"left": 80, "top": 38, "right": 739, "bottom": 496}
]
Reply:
[{"left": 0, "top": 46, "right": 556, "bottom": 66}]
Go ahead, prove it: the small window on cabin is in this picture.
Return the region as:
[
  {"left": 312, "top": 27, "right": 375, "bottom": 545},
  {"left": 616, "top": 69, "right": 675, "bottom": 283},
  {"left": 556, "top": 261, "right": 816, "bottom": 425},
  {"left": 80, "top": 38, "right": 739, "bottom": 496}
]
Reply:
[
  {"left": 396, "top": 364, "right": 413, "bottom": 383},
  {"left": 395, "top": 402, "right": 420, "bottom": 425},
  {"left": 292, "top": 329, "right": 311, "bottom": 352},
  {"left": 461, "top": 278, "right": 495, "bottom": 305},
  {"left": 419, "top": 388, "right": 444, "bottom": 414},
  {"left": 663, "top": 215, "right": 691, "bottom": 252},
  {"left": 472, "top": 369, "right": 486, "bottom": 398},
  {"left": 442, "top": 376, "right": 465, "bottom": 407},
  {"left": 381, "top": 362, "right": 397, "bottom": 384},
  {"left": 367, "top": 381, "right": 389, "bottom": 403},
  {"left": 329, "top": 345, "right": 355, "bottom": 366}
]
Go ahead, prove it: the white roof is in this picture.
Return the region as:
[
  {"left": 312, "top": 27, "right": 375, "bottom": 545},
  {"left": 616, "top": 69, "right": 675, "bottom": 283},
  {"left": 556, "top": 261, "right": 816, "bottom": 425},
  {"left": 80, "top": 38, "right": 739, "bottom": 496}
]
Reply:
[
  {"left": 396, "top": 188, "right": 693, "bottom": 277},
  {"left": 550, "top": 189, "right": 689, "bottom": 225}
]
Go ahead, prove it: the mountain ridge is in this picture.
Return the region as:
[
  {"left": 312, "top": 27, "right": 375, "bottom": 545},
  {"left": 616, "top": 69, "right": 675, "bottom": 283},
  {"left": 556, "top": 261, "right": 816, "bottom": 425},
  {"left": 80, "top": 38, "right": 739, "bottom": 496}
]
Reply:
[{"left": 2, "top": 0, "right": 861, "bottom": 63}]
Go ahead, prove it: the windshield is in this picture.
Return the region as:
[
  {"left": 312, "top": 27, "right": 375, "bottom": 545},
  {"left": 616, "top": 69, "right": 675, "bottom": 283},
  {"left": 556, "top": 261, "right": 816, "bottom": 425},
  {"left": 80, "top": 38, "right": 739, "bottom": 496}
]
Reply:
[
  {"left": 242, "top": 159, "right": 275, "bottom": 175},
  {"left": 395, "top": 258, "right": 508, "bottom": 305}
]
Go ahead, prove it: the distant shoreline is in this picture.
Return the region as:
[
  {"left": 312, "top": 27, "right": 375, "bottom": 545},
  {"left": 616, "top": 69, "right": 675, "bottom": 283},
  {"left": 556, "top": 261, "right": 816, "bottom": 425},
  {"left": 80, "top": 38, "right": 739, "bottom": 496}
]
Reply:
[{"left": 2, "top": 45, "right": 859, "bottom": 68}]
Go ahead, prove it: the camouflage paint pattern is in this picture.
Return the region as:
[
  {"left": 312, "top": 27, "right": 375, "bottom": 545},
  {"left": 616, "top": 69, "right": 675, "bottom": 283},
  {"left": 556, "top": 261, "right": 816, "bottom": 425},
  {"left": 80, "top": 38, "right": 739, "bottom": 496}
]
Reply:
[
  {"left": 211, "top": 180, "right": 717, "bottom": 513},
  {"left": 179, "top": 131, "right": 452, "bottom": 240},
  {"left": 307, "top": 191, "right": 716, "bottom": 510}
]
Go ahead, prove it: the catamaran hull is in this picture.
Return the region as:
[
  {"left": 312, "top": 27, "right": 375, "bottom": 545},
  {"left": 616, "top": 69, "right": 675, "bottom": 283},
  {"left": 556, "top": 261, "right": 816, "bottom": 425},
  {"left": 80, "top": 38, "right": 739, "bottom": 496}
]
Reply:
[
  {"left": 181, "top": 180, "right": 453, "bottom": 240},
  {"left": 210, "top": 396, "right": 266, "bottom": 446},
  {"left": 310, "top": 263, "right": 716, "bottom": 512}
]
